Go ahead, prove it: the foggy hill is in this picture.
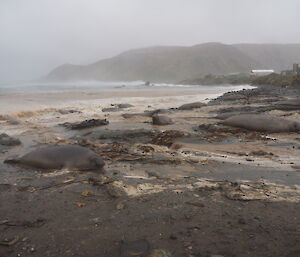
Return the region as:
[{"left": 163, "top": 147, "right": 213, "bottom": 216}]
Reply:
[{"left": 46, "top": 43, "right": 300, "bottom": 83}]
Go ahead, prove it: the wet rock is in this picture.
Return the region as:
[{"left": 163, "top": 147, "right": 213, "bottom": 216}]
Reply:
[
  {"left": 62, "top": 119, "right": 109, "bottom": 129},
  {"left": 4, "top": 145, "right": 105, "bottom": 171},
  {"left": 149, "top": 249, "right": 172, "bottom": 257},
  {"left": 120, "top": 239, "right": 150, "bottom": 257},
  {"left": 178, "top": 102, "right": 206, "bottom": 110},
  {"left": 222, "top": 114, "right": 300, "bottom": 133},
  {"left": 0, "top": 133, "right": 21, "bottom": 146},
  {"left": 152, "top": 115, "right": 173, "bottom": 125}
]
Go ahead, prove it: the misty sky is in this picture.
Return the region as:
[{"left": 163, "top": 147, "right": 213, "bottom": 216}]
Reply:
[{"left": 0, "top": 0, "right": 300, "bottom": 82}]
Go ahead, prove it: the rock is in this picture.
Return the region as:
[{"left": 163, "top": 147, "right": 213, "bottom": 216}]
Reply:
[
  {"left": 4, "top": 145, "right": 105, "bottom": 171},
  {"left": 149, "top": 249, "right": 172, "bottom": 257},
  {"left": 0, "top": 133, "right": 21, "bottom": 146},
  {"left": 7, "top": 119, "right": 21, "bottom": 125},
  {"left": 62, "top": 119, "right": 109, "bottom": 129},
  {"left": 178, "top": 102, "right": 206, "bottom": 110},
  {"left": 222, "top": 114, "right": 300, "bottom": 133},
  {"left": 120, "top": 239, "right": 150, "bottom": 257},
  {"left": 102, "top": 107, "right": 121, "bottom": 112},
  {"left": 152, "top": 115, "right": 173, "bottom": 125},
  {"left": 117, "top": 104, "right": 134, "bottom": 108}
]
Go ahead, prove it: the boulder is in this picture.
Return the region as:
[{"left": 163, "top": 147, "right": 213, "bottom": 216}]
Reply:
[{"left": 62, "top": 119, "right": 109, "bottom": 129}]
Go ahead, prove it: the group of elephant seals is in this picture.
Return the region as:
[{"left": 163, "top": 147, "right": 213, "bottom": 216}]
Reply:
[
  {"left": 4, "top": 145, "right": 105, "bottom": 171},
  {"left": 222, "top": 114, "right": 300, "bottom": 133}
]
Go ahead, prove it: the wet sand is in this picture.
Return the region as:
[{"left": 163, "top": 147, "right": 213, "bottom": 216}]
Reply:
[{"left": 0, "top": 85, "right": 300, "bottom": 257}]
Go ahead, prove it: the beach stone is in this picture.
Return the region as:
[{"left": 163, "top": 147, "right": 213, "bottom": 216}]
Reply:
[
  {"left": 62, "top": 119, "right": 109, "bottom": 129},
  {"left": 117, "top": 104, "right": 134, "bottom": 108},
  {"left": 120, "top": 239, "right": 150, "bottom": 257},
  {"left": 0, "top": 133, "right": 21, "bottom": 146},
  {"left": 152, "top": 115, "right": 173, "bottom": 125},
  {"left": 4, "top": 145, "right": 105, "bottom": 171},
  {"left": 222, "top": 114, "right": 300, "bottom": 133},
  {"left": 178, "top": 102, "right": 206, "bottom": 110}
]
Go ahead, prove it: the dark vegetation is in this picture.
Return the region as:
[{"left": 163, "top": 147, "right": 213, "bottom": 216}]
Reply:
[
  {"left": 181, "top": 73, "right": 300, "bottom": 87},
  {"left": 180, "top": 74, "right": 252, "bottom": 85}
]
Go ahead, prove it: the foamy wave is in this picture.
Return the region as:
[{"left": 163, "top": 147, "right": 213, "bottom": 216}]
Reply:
[{"left": 0, "top": 108, "right": 57, "bottom": 120}]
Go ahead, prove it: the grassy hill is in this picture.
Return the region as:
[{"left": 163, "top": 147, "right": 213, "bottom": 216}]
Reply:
[{"left": 45, "top": 43, "right": 300, "bottom": 83}]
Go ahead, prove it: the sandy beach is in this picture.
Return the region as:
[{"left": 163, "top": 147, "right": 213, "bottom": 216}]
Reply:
[{"left": 0, "top": 84, "right": 300, "bottom": 257}]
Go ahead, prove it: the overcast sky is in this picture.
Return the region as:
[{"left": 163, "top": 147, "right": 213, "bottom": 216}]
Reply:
[{"left": 0, "top": 0, "right": 299, "bottom": 82}]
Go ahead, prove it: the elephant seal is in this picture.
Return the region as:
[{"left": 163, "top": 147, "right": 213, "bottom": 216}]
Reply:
[
  {"left": 0, "top": 133, "right": 21, "bottom": 146},
  {"left": 178, "top": 102, "right": 206, "bottom": 110},
  {"left": 152, "top": 115, "right": 173, "bottom": 125},
  {"left": 222, "top": 114, "right": 300, "bottom": 133},
  {"left": 4, "top": 145, "right": 105, "bottom": 171}
]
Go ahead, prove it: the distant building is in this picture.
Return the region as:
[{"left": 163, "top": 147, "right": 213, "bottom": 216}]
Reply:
[
  {"left": 281, "top": 63, "right": 300, "bottom": 75},
  {"left": 251, "top": 70, "right": 275, "bottom": 76},
  {"left": 293, "top": 63, "right": 300, "bottom": 75}
]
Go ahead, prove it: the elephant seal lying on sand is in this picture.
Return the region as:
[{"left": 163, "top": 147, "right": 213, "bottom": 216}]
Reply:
[
  {"left": 222, "top": 114, "right": 300, "bottom": 133},
  {"left": 4, "top": 145, "right": 105, "bottom": 171}
]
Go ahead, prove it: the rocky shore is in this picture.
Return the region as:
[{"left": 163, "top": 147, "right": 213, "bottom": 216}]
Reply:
[{"left": 0, "top": 85, "right": 299, "bottom": 257}]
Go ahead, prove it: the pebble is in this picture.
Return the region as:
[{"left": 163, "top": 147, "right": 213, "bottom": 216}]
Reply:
[{"left": 149, "top": 249, "right": 172, "bottom": 257}]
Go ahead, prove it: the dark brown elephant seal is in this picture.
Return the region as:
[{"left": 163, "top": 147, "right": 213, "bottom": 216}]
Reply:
[
  {"left": 152, "top": 115, "right": 173, "bottom": 125},
  {"left": 178, "top": 102, "right": 206, "bottom": 110},
  {"left": 4, "top": 145, "right": 105, "bottom": 171},
  {"left": 222, "top": 114, "right": 300, "bottom": 133}
]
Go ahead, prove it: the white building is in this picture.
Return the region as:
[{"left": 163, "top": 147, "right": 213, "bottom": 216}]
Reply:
[{"left": 251, "top": 70, "right": 275, "bottom": 76}]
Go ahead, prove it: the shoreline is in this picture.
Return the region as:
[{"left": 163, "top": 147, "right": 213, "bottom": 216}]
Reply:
[{"left": 0, "top": 84, "right": 253, "bottom": 115}]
